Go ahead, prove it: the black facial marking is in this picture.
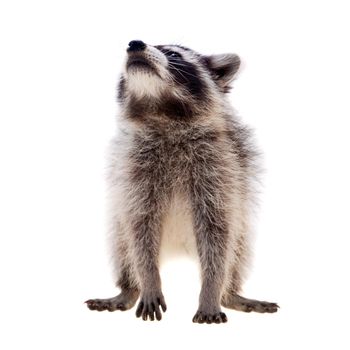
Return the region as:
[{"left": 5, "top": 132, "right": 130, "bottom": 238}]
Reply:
[
  {"left": 168, "top": 58, "right": 206, "bottom": 98},
  {"left": 167, "top": 51, "right": 182, "bottom": 59},
  {"left": 123, "top": 45, "right": 214, "bottom": 119},
  {"left": 156, "top": 46, "right": 207, "bottom": 99},
  {"left": 155, "top": 44, "right": 191, "bottom": 52}
]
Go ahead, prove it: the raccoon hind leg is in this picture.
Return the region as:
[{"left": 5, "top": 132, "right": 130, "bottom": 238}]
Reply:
[
  {"left": 221, "top": 236, "right": 279, "bottom": 313},
  {"left": 86, "top": 267, "right": 140, "bottom": 312},
  {"left": 222, "top": 293, "right": 279, "bottom": 313},
  {"left": 85, "top": 289, "right": 139, "bottom": 312}
]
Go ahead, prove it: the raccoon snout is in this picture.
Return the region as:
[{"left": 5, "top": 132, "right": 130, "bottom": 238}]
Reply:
[{"left": 127, "top": 40, "right": 146, "bottom": 52}]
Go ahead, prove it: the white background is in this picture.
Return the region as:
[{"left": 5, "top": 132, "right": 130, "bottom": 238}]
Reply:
[{"left": 1, "top": 0, "right": 349, "bottom": 349}]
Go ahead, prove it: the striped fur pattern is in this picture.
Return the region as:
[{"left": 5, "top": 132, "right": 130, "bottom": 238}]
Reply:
[{"left": 86, "top": 41, "right": 279, "bottom": 323}]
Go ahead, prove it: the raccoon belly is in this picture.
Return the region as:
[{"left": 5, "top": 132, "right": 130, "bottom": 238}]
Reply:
[{"left": 159, "top": 191, "right": 198, "bottom": 263}]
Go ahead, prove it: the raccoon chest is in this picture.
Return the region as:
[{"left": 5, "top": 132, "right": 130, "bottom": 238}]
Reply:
[{"left": 159, "top": 191, "right": 198, "bottom": 263}]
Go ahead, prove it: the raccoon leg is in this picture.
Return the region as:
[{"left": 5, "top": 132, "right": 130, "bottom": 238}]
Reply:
[
  {"left": 191, "top": 188, "right": 229, "bottom": 324},
  {"left": 221, "top": 266, "right": 279, "bottom": 314},
  {"left": 222, "top": 293, "right": 279, "bottom": 313},
  {"left": 85, "top": 267, "right": 140, "bottom": 312},
  {"left": 131, "top": 204, "right": 167, "bottom": 321},
  {"left": 86, "top": 221, "right": 140, "bottom": 312},
  {"left": 221, "top": 236, "right": 279, "bottom": 313}
]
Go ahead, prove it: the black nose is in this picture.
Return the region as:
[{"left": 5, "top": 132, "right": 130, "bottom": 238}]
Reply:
[{"left": 127, "top": 40, "right": 146, "bottom": 52}]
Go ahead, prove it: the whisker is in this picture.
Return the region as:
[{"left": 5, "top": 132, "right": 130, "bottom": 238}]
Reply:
[
  {"left": 159, "top": 49, "right": 174, "bottom": 56},
  {"left": 168, "top": 61, "right": 197, "bottom": 71},
  {"left": 168, "top": 63, "right": 199, "bottom": 79},
  {"left": 168, "top": 61, "right": 190, "bottom": 67},
  {"left": 168, "top": 63, "right": 190, "bottom": 81}
]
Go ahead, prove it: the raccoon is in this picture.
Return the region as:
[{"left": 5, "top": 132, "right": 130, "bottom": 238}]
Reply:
[{"left": 85, "top": 40, "right": 279, "bottom": 324}]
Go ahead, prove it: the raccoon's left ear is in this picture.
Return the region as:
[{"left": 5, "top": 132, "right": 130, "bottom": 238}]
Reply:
[{"left": 201, "top": 54, "right": 240, "bottom": 92}]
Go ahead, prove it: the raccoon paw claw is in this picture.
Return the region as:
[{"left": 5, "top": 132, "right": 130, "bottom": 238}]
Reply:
[
  {"left": 192, "top": 311, "right": 227, "bottom": 324},
  {"left": 135, "top": 293, "right": 167, "bottom": 321}
]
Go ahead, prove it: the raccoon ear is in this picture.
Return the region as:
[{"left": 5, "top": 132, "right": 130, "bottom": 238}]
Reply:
[{"left": 201, "top": 54, "right": 240, "bottom": 92}]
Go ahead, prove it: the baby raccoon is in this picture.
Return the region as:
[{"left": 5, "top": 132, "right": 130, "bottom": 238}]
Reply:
[{"left": 86, "top": 40, "right": 279, "bottom": 324}]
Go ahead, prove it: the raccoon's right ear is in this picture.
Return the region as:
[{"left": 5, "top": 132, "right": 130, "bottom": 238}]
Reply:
[{"left": 201, "top": 54, "right": 240, "bottom": 92}]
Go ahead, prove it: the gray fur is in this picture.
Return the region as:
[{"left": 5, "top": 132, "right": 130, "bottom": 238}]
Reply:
[{"left": 85, "top": 41, "right": 279, "bottom": 323}]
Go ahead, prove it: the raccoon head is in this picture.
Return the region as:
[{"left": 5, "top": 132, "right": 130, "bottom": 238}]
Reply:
[{"left": 118, "top": 40, "right": 240, "bottom": 119}]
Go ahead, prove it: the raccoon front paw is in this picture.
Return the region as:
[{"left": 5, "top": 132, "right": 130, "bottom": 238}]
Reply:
[
  {"left": 192, "top": 310, "right": 228, "bottom": 324},
  {"left": 135, "top": 292, "right": 167, "bottom": 321}
]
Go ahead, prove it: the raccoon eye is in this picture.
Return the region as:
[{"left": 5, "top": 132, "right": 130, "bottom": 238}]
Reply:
[{"left": 167, "top": 51, "right": 181, "bottom": 59}]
